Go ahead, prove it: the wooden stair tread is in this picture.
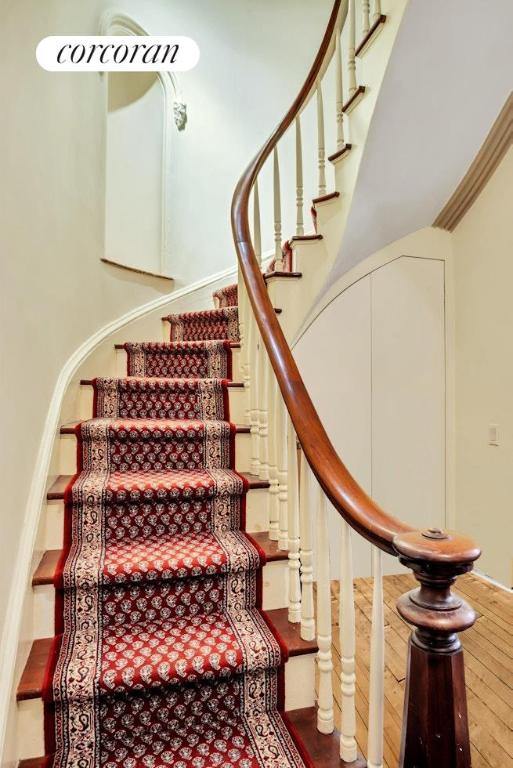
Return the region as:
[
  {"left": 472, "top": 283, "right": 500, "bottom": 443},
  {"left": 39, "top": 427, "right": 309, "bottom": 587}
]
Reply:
[
  {"left": 342, "top": 85, "right": 366, "bottom": 113},
  {"left": 265, "top": 609, "right": 317, "bottom": 657},
  {"left": 80, "top": 379, "right": 245, "bottom": 388},
  {"left": 287, "top": 707, "right": 366, "bottom": 767},
  {"left": 312, "top": 191, "right": 340, "bottom": 205},
  {"left": 18, "top": 759, "right": 52, "bottom": 768},
  {"left": 159, "top": 307, "right": 282, "bottom": 321},
  {"left": 47, "top": 474, "right": 71, "bottom": 500},
  {"left": 33, "top": 550, "right": 60, "bottom": 585},
  {"left": 240, "top": 472, "right": 270, "bottom": 489},
  {"left": 249, "top": 532, "right": 288, "bottom": 563},
  {"left": 19, "top": 711, "right": 363, "bottom": 768},
  {"left": 19, "top": 609, "right": 314, "bottom": 701},
  {"left": 47, "top": 471, "right": 269, "bottom": 500},
  {"left": 114, "top": 342, "right": 242, "bottom": 349},
  {"left": 328, "top": 142, "right": 352, "bottom": 164},
  {"left": 289, "top": 234, "right": 323, "bottom": 243},
  {"left": 60, "top": 422, "right": 251, "bottom": 435},
  {"left": 263, "top": 271, "right": 302, "bottom": 282},
  {"left": 17, "top": 638, "right": 53, "bottom": 701},
  {"left": 34, "top": 532, "right": 286, "bottom": 586},
  {"left": 355, "top": 14, "right": 387, "bottom": 57}
]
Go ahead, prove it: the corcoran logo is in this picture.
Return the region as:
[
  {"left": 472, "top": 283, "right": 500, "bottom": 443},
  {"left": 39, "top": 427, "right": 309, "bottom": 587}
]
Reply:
[{"left": 36, "top": 35, "right": 200, "bottom": 72}]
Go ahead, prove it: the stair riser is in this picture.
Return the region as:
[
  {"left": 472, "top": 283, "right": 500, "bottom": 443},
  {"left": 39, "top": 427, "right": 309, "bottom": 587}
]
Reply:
[
  {"left": 266, "top": 242, "right": 328, "bottom": 341},
  {"left": 58, "top": 429, "right": 252, "bottom": 475},
  {"left": 313, "top": 197, "right": 345, "bottom": 262},
  {"left": 18, "top": 699, "right": 43, "bottom": 761},
  {"left": 115, "top": 347, "right": 243, "bottom": 381},
  {"left": 78, "top": 383, "right": 248, "bottom": 423},
  {"left": 17, "top": 647, "right": 316, "bottom": 761},
  {"left": 33, "top": 558, "right": 289, "bottom": 639},
  {"left": 285, "top": 653, "right": 316, "bottom": 711},
  {"left": 43, "top": 486, "right": 271, "bottom": 552}
]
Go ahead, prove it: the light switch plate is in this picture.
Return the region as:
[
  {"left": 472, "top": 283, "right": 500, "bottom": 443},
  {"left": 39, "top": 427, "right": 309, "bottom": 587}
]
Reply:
[{"left": 488, "top": 423, "right": 499, "bottom": 446}]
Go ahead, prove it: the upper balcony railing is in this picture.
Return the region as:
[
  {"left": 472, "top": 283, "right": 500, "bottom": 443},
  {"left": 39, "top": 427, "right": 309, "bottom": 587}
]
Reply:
[{"left": 231, "top": 1, "right": 481, "bottom": 766}]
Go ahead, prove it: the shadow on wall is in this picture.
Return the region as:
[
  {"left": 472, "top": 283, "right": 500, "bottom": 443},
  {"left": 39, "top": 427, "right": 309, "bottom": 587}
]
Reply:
[{"left": 105, "top": 70, "right": 165, "bottom": 276}]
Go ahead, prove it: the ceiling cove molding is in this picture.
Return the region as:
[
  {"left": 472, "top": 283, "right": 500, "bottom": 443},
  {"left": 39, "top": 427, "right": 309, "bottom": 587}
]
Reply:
[{"left": 434, "top": 91, "right": 513, "bottom": 231}]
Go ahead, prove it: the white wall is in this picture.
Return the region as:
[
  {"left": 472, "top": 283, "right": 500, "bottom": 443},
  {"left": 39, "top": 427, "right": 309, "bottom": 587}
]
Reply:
[
  {"left": 109, "top": 0, "right": 333, "bottom": 286},
  {"left": 294, "top": 243, "right": 446, "bottom": 577},
  {"left": 0, "top": 0, "right": 175, "bottom": 638},
  {"left": 106, "top": 72, "right": 164, "bottom": 273},
  {"left": 326, "top": 0, "right": 513, "bottom": 286},
  {"left": 453, "top": 146, "right": 513, "bottom": 587},
  {"left": 0, "top": 3, "right": 179, "bottom": 759}
]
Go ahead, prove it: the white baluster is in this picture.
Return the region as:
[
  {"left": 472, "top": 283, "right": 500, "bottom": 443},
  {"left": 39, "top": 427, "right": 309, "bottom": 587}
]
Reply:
[
  {"left": 335, "top": 33, "right": 345, "bottom": 150},
  {"left": 339, "top": 521, "right": 358, "bottom": 762},
  {"left": 373, "top": 0, "right": 382, "bottom": 23},
  {"left": 258, "top": 343, "right": 270, "bottom": 484},
  {"left": 237, "top": 263, "right": 245, "bottom": 354},
  {"left": 362, "top": 0, "right": 370, "bottom": 36},
  {"left": 299, "top": 453, "right": 315, "bottom": 641},
  {"left": 267, "top": 369, "right": 280, "bottom": 541},
  {"left": 276, "top": 393, "right": 288, "bottom": 551},
  {"left": 367, "top": 547, "right": 385, "bottom": 768},
  {"left": 239, "top": 270, "right": 251, "bottom": 426},
  {"left": 242, "top": 305, "right": 252, "bottom": 426},
  {"left": 295, "top": 115, "right": 304, "bottom": 236},
  {"left": 316, "top": 81, "right": 326, "bottom": 196},
  {"left": 248, "top": 180, "right": 261, "bottom": 445},
  {"left": 348, "top": 0, "right": 357, "bottom": 95},
  {"left": 249, "top": 322, "right": 260, "bottom": 476},
  {"left": 253, "top": 178, "right": 262, "bottom": 266},
  {"left": 287, "top": 418, "right": 301, "bottom": 623},
  {"left": 316, "top": 485, "right": 334, "bottom": 734},
  {"left": 273, "top": 147, "right": 283, "bottom": 270}
]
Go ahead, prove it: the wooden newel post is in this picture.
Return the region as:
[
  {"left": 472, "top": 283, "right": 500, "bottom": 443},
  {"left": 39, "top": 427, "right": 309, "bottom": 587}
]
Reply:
[{"left": 393, "top": 529, "right": 481, "bottom": 768}]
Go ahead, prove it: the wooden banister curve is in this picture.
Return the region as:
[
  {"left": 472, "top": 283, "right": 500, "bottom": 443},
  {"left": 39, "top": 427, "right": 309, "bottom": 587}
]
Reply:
[
  {"left": 233, "top": 0, "right": 408, "bottom": 556},
  {"left": 232, "top": 4, "right": 480, "bottom": 763},
  {"left": 231, "top": 0, "right": 476, "bottom": 566}
]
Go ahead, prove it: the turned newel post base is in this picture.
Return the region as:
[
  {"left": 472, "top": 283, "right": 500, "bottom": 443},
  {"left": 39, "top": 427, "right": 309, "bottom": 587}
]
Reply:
[{"left": 393, "top": 528, "right": 481, "bottom": 768}]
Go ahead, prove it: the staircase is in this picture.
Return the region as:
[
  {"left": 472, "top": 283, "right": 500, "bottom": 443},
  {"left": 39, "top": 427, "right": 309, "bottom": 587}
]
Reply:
[
  {"left": 18, "top": 284, "right": 330, "bottom": 767},
  {"left": 12, "top": 1, "right": 487, "bottom": 767}
]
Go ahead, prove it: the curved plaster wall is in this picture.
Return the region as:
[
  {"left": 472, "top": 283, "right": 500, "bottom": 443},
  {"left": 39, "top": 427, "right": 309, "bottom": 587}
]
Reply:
[{"left": 329, "top": 0, "right": 513, "bottom": 284}]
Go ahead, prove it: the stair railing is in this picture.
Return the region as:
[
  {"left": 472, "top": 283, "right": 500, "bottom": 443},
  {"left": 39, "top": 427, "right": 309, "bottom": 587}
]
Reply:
[{"left": 232, "top": 1, "right": 480, "bottom": 766}]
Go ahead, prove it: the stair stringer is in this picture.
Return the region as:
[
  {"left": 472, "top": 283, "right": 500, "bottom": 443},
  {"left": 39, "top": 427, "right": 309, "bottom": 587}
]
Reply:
[{"left": 267, "top": 0, "right": 409, "bottom": 344}]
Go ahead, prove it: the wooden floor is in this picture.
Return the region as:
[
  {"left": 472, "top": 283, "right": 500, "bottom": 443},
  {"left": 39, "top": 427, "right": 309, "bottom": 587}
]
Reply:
[{"left": 329, "top": 573, "right": 513, "bottom": 768}]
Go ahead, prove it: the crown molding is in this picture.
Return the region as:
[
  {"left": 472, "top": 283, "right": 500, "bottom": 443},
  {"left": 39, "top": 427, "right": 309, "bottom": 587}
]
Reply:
[{"left": 434, "top": 92, "right": 513, "bottom": 231}]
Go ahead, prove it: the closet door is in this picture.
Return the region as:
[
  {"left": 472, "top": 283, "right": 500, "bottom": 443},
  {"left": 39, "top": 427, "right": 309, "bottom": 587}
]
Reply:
[
  {"left": 371, "top": 257, "right": 445, "bottom": 574},
  {"left": 295, "top": 276, "right": 372, "bottom": 578}
]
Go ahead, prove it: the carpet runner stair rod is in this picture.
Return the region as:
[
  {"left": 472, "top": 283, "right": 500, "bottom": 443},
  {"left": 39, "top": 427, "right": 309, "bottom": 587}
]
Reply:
[{"left": 35, "top": 289, "right": 314, "bottom": 768}]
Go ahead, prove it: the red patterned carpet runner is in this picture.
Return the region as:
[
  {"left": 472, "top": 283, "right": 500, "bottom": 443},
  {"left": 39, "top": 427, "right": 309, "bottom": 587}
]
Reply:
[
  {"left": 164, "top": 307, "right": 240, "bottom": 342},
  {"left": 125, "top": 341, "right": 233, "bottom": 380},
  {"left": 44, "top": 293, "right": 308, "bottom": 767},
  {"left": 213, "top": 283, "right": 238, "bottom": 308}
]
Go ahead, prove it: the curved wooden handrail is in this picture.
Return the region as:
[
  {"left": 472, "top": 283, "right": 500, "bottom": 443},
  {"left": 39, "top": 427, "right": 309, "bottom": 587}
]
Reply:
[
  {"left": 231, "top": 0, "right": 474, "bottom": 562},
  {"left": 232, "top": 0, "right": 410, "bottom": 555},
  {"left": 232, "top": 7, "right": 480, "bottom": 760}
]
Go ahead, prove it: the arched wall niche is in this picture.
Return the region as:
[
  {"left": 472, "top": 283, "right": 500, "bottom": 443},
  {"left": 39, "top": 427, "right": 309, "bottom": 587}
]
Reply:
[{"left": 100, "top": 10, "right": 187, "bottom": 274}]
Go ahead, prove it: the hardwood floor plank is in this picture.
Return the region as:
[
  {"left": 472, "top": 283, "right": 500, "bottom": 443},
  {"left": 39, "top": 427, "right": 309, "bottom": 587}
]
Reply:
[{"left": 327, "top": 573, "right": 513, "bottom": 768}]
